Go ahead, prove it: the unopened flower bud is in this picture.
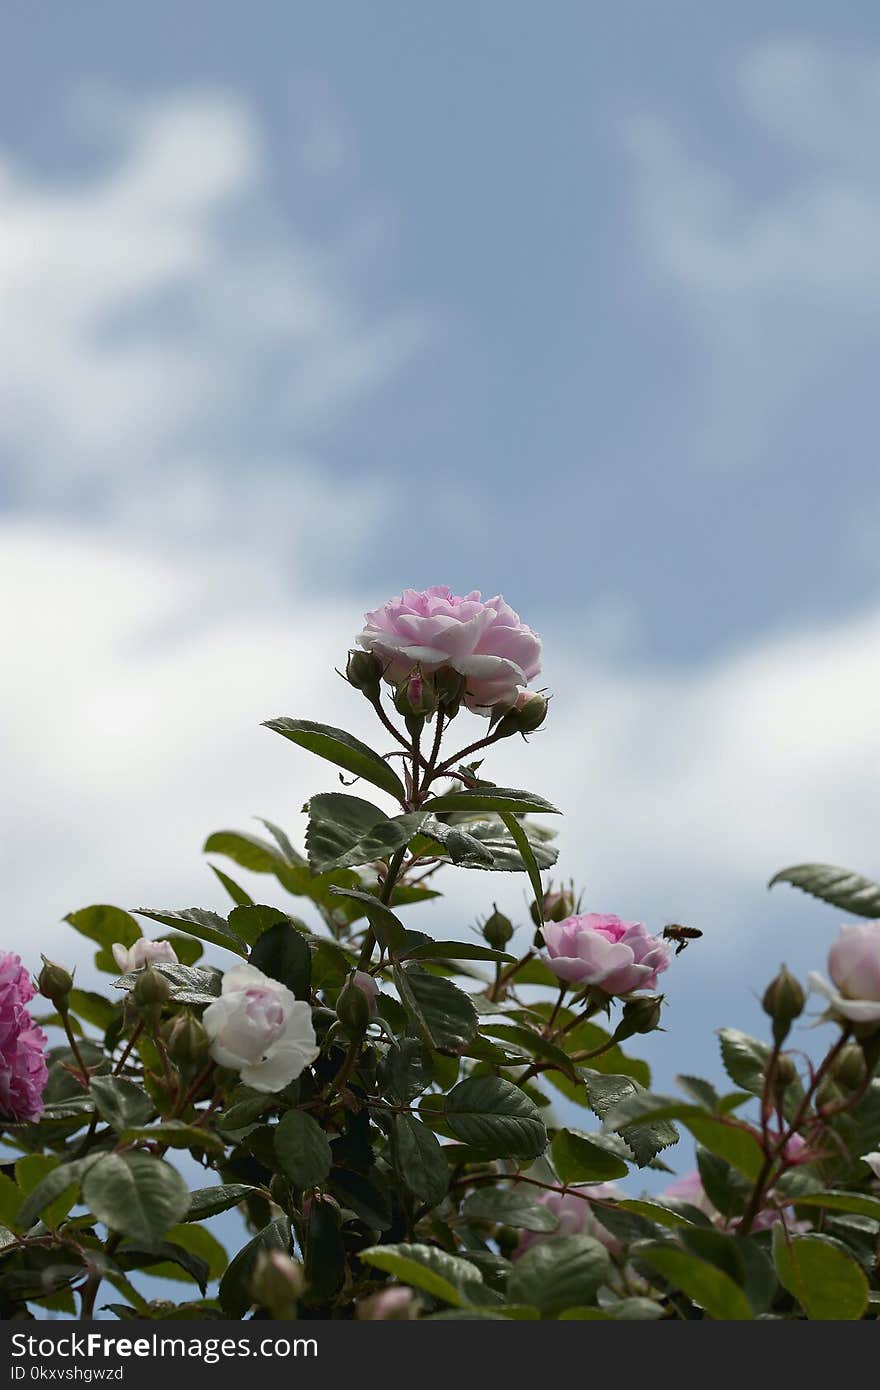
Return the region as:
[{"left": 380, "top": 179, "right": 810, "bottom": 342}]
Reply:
[
  {"left": 530, "top": 886, "right": 575, "bottom": 928},
  {"left": 434, "top": 666, "right": 467, "bottom": 718},
  {"left": 815, "top": 1074, "right": 844, "bottom": 1110},
  {"left": 483, "top": 906, "right": 513, "bottom": 950},
  {"left": 831, "top": 1042, "right": 868, "bottom": 1092},
  {"left": 614, "top": 995, "right": 664, "bottom": 1041},
  {"left": 493, "top": 690, "right": 549, "bottom": 739},
  {"left": 38, "top": 956, "right": 73, "bottom": 1008},
  {"left": 252, "top": 1249, "right": 305, "bottom": 1318},
  {"left": 165, "top": 1012, "right": 209, "bottom": 1067},
  {"left": 132, "top": 965, "right": 171, "bottom": 1016},
  {"left": 345, "top": 649, "right": 383, "bottom": 700},
  {"left": 762, "top": 965, "right": 805, "bottom": 1044},
  {"left": 336, "top": 973, "right": 375, "bottom": 1036},
  {"left": 393, "top": 669, "right": 437, "bottom": 720},
  {"left": 771, "top": 1052, "right": 799, "bottom": 1098},
  {"left": 357, "top": 1286, "right": 419, "bottom": 1320}
]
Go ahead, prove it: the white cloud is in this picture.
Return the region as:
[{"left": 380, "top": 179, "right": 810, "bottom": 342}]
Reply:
[
  {"left": 0, "top": 89, "right": 425, "bottom": 505},
  {"left": 625, "top": 39, "right": 880, "bottom": 468}
]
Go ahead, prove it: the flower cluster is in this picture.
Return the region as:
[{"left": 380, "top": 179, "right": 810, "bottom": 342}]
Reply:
[{"left": 0, "top": 952, "right": 48, "bottom": 1124}]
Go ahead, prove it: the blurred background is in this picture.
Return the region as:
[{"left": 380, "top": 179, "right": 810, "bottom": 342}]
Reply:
[{"left": 3, "top": 1, "right": 880, "bottom": 1229}]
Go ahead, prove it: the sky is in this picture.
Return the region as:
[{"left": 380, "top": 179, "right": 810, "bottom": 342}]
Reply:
[{"left": 3, "top": 2, "right": 880, "bottom": 1243}]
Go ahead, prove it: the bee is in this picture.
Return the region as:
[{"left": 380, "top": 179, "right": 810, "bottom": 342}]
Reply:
[{"left": 662, "top": 923, "right": 703, "bottom": 956}]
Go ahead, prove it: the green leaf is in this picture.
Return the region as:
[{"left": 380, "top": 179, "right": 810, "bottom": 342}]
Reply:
[
  {"left": 508, "top": 1235, "right": 612, "bottom": 1315},
  {"left": 792, "top": 1189, "right": 880, "bottom": 1220},
  {"left": 219, "top": 1217, "right": 291, "bottom": 1317},
  {"left": 248, "top": 920, "right": 312, "bottom": 998},
  {"left": 67, "top": 990, "right": 116, "bottom": 1031},
  {"left": 617, "top": 1199, "right": 696, "bottom": 1229},
  {"left": 157, "top": 1224, "right": 227, "bottom": 1283},
  {"left": 65, "top": 905, "right": 141, "bottom": 972},
  {"left": 183, "top": 1185, "right": 258, "bottom": 1221},
  {"left": 675, "top": 1075, "right": 720, "bottom": 1111},
  {"left": 120, "top": 1122, "right": 225, "bottom": 1156},
  {"left": 772, "top": 1227, "right": 868, "bottom": 1320},
  {"left": 208, "top": 863, "right": 255, "bottom": 907},
  {"left": 204, "top": 829, "right": 299, "bottom": 876},
  {"left": 552, "top": 1128, "right": 630, "bottom": 1183},
  {"left": 769, "top": 863, "right": 880, "bottom": 918},
  {"left": 133, "top": 908, "right": 247, "bottom": 957},
  {"left": 602, "top": 1093, "right": 764, "bottom": 1180},
  {"left": 637, "top": 1245, "right": 753, "bottom": 1320},
  {"left": 89, "top": 1076, "right": 155, "bottom": 1133},
  {"left": 359, "top": 1243, "right": 485, "bottom": 1307},
  {"left": 393, "top": 1115, "right": 450, "bottom": 1206},
  {"left": 117, "top": 1240, "right": 209, "bottom": 1294},
  {"left": 400, "top": 940, "right": 515, "bottom": 963},
  {"left": 226, "top": 904, "right": 298, "bottom": 946},
  {"left": 82, "top": 1153, "right": 190, "bottom": 1245},
  {"left": 582, "top": 1071, "right": 678, "bottom": 1167},
  {"left": 499, "top": 811, "right": 546, "bottom": 923},
  {"left": 462, "top": 1188, "right": 560, "bottom": 1232},
  {"left": 717, "top": 1028, "right": 770, "bottom": 1096},
  {"left": 263, "top": 718, "right": 406, "bottom": 800},
  {"left": 329, "top": 886, "right": 408, "bottom": 954},
  {"left": 427, "top": 787, "right": 559, "bottom": 816},
  {"left": 480, "top": 1022, "right": 581, "bottom": 1081},
  {"left": 305, "top": 793, "right": 425, "bottom": 873},
  {"left": 445, "top": 1076, "right": 547, "bottom": 1159},
  {"left": 416, "top": 816, "right": 558, "bottom": 874},
  {"left": 386, "top": 1039, "right": 434, "bottom": 1102},
  {"left": 559, "top": 1298, "right": 666, "bottom": 1320},
  {"left": 393, "top": 965, "right": 478, "bottom": 1053},
  {"left": 17, "top": 1156, "right": 103, "bottom": 1231},
  {"left": 274, "top": 1111, "right": 332, "bottom": 1190},
  {"left": 112, "top": 962, "right": 223, "bottom": 1005}
]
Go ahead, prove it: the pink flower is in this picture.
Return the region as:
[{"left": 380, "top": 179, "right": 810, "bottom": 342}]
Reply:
[
  {"left": 202, "top": 963, "right": 318, "bottom": 1093},
  {"left": 112, "top": 938, "right": 179, "bottom": 974},
  {"left": 0, "top": 952, "right": 48, "bottom": 1124},
  {"left": 663, "top": 1171, "right": 718, "bottom": 1219},
  {"left": 356, "top": 586, "right": 542, "bottom": 714},
  {"left": 357, "top": 1286, "right": 419, "bottom": 1320},
  {"left": 543, "top": 913, "right": 671, "bottom": 996},
  {"left": 514, "top": 1185, "right": 622, "bottom": 1258},
  {"left": 809, "top": 922, "right": 880, "bottom": 1024}
]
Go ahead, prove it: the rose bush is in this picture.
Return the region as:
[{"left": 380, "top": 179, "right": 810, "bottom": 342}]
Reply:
[{"left": 2, "top": 590, "right": 880, "bottom": 1323}]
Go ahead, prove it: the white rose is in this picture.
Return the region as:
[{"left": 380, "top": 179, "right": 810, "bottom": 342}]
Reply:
[
  {"left": 112, "top": 937, "right": 179, "bottom": 973},
  {"left": 809, "top": 921, "right": 880, "bottom": 1024},
  {"left": 202, "top": 963, "right": 318, "bottom": 1093},
  {"left": 861, "top": 1152, "right": 880, "bottom": 1179}
]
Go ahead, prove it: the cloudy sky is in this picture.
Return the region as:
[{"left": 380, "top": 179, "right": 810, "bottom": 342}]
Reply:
[{"left": 3, "top": 2, "right": 880, "bottom": 1180}]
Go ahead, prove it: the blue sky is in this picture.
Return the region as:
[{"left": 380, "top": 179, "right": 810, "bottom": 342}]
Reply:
[{"left": 3, "top": 3, "right": 880, "bottom": 1222}]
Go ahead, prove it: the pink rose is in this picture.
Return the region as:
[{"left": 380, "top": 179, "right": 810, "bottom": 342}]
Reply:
[
  {"left": 203, "top": 963, "right": 318, "bottom": 1093},
  {"left": 809, "top": 923, "right": 880, "bottom": 1024},
  {"left": 356, "top": 586, "right": 542, "bottom": 714},
  {"left": 514, "top": 1185, "right": 622, "bottom": 1258},
  {"left": 543, "top": 913, "right": 671, "bottom": 996},
  {"left": 0, "top": 952, "right": 48, "bottom": 1124},
  {"left": 112, "top": 938, "right": 179, "bottom": 974}
]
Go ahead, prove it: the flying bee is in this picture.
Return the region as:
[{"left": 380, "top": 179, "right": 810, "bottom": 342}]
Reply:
[{"left": 662, "top": 923, "right": 703, "bottom": 956}]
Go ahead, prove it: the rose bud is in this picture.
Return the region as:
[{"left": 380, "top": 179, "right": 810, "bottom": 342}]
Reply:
[
  {"left": 771, "top": 1052, "right": 799, "bottom": 1099},
  {"left": 614, "top": 994, "right": 664, "bottom": 1040},
  {"left": 132, "top": 965, "right": 172, "bottom": 1019},
  {"left": 831, "top": 1042, "right": 868, "bottom": 1091},
  {"left": 38, "top": 957, "right": 73, "bottom": 1009},
  {"left": 493, "top": 689, "right": 550, "bottom": 740},
  {"left": 165, "top": 1012, "right": 209, "bottom": 1068},
  {"left": 531, "top": 886, "right": 576, "bottom": 928},
  {"left": 357, "top": 1287, "right": 419, "bottom": 1320},
  {"left": 393, "top": 669, "right": 437, "bottom": 720},
  {"left": 345, "top": 649, "right": 383, "bottom": 700},
  {"left": 483, "top": 905, "right": 513, "bottom": 950},
  {"left": 762, "top": 965, "right": 806, "bottom": 1044},
  {"left": 252, "top": 1250, "right": 305, "bottom": 1318},
  {"left": 337, "top": 971, "right": 378, "bottom": 1036},
  {"left": 434, "top": 665, "right": 467, "bottom": 718}
]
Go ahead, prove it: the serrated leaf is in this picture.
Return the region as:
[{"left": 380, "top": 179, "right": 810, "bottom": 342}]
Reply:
[
  {"left": 772, "top": 1227, "right": 868, "bottom": 1320},
  {"left": 393, "top": 1115, "right": 449, "bottom": 1206},
  {"left": 552, "top": 1128, "right": 630, "bottom": 1183},
  {"left": 400, "top": 940, "right": 514, "bottom": 963},
  {"left": 716, "top": 1028, "right": 770, "bottom": 1096},
  {"left": 602, "top": 1093, "right": 764, "bottom": 1181},
  {"left": 120, "top": 1122, "right": 225, "bottom": 1156},
  {"left": 274, "top": 1110, "right": 332, "bottom": 1190},
  {"left": 462, "top": 1187, "right": 560, "bottom": 1232},
  {"left": 582, "top": 1071, "right": 678, "bottom": 1167},
  {"left": 508, "top": 1234, "right": 612, "bottom": 1314},
  {"left": 393, "top": 965, "right": 478, "bottom": 1053},
  {"left": 445, "top": 1076, "right": 546, "bottom": 1159},
  {"left": 305, "top": 793, "right": 425, "bottom": 873},
  {"left": 89, "top": 1076, "right": 155, "bottom": 1133},
  {"left": 499, "top": 811, "right": 546, "bottom": 922},
  {"left": 769, "top": 864, "right": 880, "bottom": 918},
  {"left": 82, "top": 1154, "right": 190, "bottom": 1245},
  {"left": 133, "top": 908, "right": 247, "bottom": 957},
  {"left": 329, "top": 886, "right": 408, "bottom": 954},
  {"left": 359, "top": 1242, "right": 485, "bottom": 1307},
  {"left": 263, "top": 718, "right": 406, "bottom": 800},
  {"left": 183, "top": 1185, "right": 258, "bottom": 1221},
  {"left": 219, "top": 1217, "right": 291, "bottom": 1317},
  {"left": 427, "top": 787, "right": 559, "bottom": 816},
  {"left": 112, "top": 962, "right": 223, "bottom": 1005},
  {"left": 17, "top": 1156, "right": 104, "bottom": 1231},
  {"left": 248, "top": 920, "right": 311, "bottom": 998},
  {"left": 637, "top": 1244, "right": 753, "bottom": 1320}
]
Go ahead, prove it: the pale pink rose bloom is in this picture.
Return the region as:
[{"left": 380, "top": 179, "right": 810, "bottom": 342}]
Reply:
[
  {"left": 356, "top": 586, "right": 542, "bottom": 714},
  {"left": 0, "top": 952, "right": 48, "bottom": 1124},
  {"left": 543, "top": 913, "right": 671, "bottom": 995},
  {"left": 112, "top": 938, "right": 179, "bottom": 974},
  {"left": 514, "top": 1184, "right": 623, "bottom": 1259},
  {"left": 203, "top": 963, "right": 318, "bottom": 1093},
  {"left": 809, "top": 922, "right": 880, "bottom": 1024},
  {"left": 352, "top": 970, "right": 379, "bottom": 1018}
]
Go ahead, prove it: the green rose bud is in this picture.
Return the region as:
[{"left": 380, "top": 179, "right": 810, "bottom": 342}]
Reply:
[
  {"left": 482, "top": 905, "right": 514, "bottom": 950},
  {"left": 38, "top": 956, "right": 74, "bottom": 1009},
  {"left": 132, "top": 965, "right": 171, "bottom": 1019},
  {"left": 771, "top": 1052, "right": 799, "bottom": 1097},
  {"left": 831, "top": 1042, "right": 868, "bottom": 1092},
  {"left": 393, "top": 669, "right": 437, "bottom": 720},
  {"left": 345, "top": 649, "right": 383, "bottom": 700},
  {"left": 434, "top": 665, "right": 467, "bottom": 718},
  {"left": 252, "top": 1250, "right": 305, "bottom": 1318},
  {"left": 165, "top": 1012, "right": 209, "bottom": 1067},
  {"left": 530, "top": 886, "right": 575, "bottom": 928},
  {"left": 614, "top": 994, "right": 664, "bottom": 1042},
  {"left": 493, "top": 690, "right": 549, "bottom": 739},
  {"left": 762, "top": 965, "right": 805, "bottom": 1044}
]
